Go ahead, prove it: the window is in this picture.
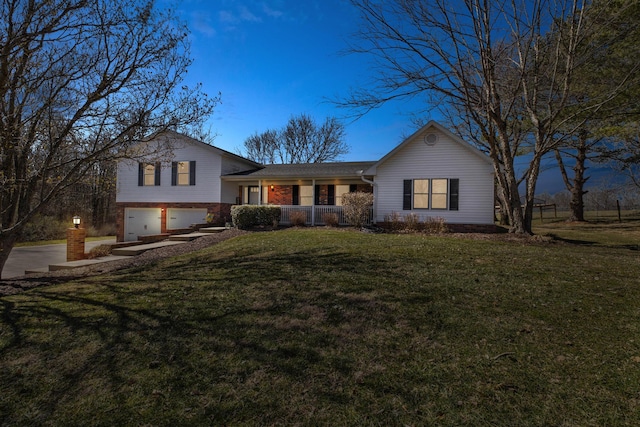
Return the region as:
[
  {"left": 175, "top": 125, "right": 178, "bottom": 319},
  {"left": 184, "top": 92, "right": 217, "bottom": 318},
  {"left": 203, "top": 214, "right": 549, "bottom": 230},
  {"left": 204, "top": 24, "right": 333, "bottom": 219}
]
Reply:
[
  {"left": 413, "top": 179, "right": 430, "bottom": 208},
  {"left": 403, "top": 179, "right": 459, "bottom": 211},
  {"left": 431, "top": 179, "right": 448, "bottom": 209},
  {"left": 144, "top": 164, "right": 156, "bottom": 186},
  {"left": 177, "top": 161, "right": 189, "bottom": 185},
  {"left": 314, "top": 184, "right": 335, "bottom": 205},
  {"left": 138, "top": 162, "right": 160, "bottom": 186},
  {"left": 171, "top": 161, "right": 196, "bottom": 186}
]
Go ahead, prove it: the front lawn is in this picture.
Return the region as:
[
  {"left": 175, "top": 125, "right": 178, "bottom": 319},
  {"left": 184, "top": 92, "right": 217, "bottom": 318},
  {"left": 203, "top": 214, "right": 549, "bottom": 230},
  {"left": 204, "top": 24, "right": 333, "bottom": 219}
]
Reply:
[
  {"left": 1, "top": 228, "right": 639, "bottom": 425},
  {"left": 533, "top": 210, "right": 640, "bottom": 248}
]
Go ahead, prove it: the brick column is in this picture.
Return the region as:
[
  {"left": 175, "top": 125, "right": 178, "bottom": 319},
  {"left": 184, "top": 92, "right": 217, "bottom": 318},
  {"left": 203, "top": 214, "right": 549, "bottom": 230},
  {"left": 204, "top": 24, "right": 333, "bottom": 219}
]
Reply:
[{"left": 67, "top": 227, "right": 86, "bottom": 262}]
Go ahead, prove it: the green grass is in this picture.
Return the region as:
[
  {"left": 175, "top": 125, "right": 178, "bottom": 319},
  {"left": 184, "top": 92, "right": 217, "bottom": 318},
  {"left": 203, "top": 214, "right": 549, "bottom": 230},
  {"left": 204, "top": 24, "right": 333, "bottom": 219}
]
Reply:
[
  {"left": 1, "top": 227, "right": 640, "bottom": 426},
  {"left": 533, "top": 210, "right": 640, "bottom": 248}
]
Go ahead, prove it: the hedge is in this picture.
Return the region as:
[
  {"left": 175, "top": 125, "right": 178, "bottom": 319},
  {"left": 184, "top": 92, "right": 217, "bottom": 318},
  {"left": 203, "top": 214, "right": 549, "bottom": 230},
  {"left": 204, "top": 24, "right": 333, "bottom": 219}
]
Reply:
[{"left": 231, "top": 205, "right": 281, "bottom": 229}]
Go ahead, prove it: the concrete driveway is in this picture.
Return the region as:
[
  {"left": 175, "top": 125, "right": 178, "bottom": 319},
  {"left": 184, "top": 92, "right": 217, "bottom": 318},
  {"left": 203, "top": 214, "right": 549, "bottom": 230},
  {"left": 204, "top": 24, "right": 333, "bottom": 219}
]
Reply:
[{"left": 2, "top": 238, "right": 116, "bottom": 279}]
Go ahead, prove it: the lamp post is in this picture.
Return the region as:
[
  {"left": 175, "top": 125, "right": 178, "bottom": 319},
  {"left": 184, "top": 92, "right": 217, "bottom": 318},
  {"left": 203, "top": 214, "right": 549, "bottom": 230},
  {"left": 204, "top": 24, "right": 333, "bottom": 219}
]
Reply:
[{"left": 67, "top": 215, "right": 86, "bottom": 261}]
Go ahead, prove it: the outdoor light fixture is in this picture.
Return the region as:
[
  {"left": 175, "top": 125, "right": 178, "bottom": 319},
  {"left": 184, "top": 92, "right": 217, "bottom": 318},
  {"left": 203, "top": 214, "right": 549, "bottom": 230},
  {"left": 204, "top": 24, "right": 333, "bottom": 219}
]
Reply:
[
  {"left": 270, "top": 185, "right": 275, "bottom": 191},
  {"left": 73, "top": 216, "right": 81, "bottom": 228}
]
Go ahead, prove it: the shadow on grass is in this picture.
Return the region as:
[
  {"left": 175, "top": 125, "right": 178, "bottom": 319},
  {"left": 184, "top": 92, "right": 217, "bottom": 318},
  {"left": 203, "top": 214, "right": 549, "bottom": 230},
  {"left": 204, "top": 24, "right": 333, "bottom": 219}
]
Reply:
[
  {"left": 0, "top": 285, "right": 298, "bottom": 422},
  {"left": 3, "top": 229, "right": 640, "bottom": 425},
  {"left": 0, "top": 244, "right": 433, "bottom": 424},
  {"left": 546, "top": 234, "right": 597, "bottom": 246}
]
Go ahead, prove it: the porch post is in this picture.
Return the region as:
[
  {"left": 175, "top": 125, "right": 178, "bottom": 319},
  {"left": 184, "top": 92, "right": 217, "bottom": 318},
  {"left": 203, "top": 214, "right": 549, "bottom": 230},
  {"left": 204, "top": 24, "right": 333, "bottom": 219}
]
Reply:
[{"left": 311, "top": 179, "right": 316, "bottom": 226}]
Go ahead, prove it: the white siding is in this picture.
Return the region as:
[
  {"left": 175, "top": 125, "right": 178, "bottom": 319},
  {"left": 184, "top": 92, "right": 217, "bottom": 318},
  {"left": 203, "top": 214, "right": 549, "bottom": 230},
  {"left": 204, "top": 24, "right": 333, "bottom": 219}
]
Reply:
[
  {"left": 373, "top": 130, "right": 494, "bottom": 224},
  {"left": 117, "top": 134, "right": 255, "bottom": 204},
  {"left": 220, "top": 180, "right": 241, "bottom": 204},
  {"left": 221, "top": 156, "right": 256, "bottom": 175}
]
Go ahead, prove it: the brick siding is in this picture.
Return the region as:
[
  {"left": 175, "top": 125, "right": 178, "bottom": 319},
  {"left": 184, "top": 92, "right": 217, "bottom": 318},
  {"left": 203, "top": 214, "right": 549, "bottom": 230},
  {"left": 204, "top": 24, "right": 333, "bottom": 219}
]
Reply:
[
  {"left": 66, "top": 227, "right": 86, "bottom": 261},
  {"left": 268, "top": 185, "right": 293, "bottom": 205}
]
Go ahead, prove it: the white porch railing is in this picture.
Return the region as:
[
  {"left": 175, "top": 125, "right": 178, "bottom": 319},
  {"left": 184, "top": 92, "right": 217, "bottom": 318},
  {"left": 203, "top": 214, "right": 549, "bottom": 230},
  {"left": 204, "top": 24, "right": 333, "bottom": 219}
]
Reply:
[
  {"left": 278, "top": 205, "right": 372, "bottom": 226},
  {"left": 279, "top": 206, "right": 312, "bottom": 225}
]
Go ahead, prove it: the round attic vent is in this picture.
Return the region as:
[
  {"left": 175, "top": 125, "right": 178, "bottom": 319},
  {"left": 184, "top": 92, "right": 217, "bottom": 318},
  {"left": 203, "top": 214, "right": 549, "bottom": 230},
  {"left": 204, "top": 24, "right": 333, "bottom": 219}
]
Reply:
[{"left": 424, "top": 133, "right": 438, "bottom": 146}]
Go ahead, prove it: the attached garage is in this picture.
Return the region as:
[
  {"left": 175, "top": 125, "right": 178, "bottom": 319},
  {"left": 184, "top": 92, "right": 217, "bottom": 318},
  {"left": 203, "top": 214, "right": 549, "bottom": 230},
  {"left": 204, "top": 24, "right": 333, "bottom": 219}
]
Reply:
[
  {"left": 124, "top": 208, "right": 162, "bottom": 241},
  {"left": 166, "top": 208, "right": 207, "bottom": 230}
]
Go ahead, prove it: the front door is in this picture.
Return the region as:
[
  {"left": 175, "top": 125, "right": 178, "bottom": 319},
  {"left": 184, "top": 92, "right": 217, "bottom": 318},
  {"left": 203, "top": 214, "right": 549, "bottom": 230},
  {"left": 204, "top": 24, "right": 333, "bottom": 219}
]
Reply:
[{"left": 248, "top": 186, "right": 260, "bottom": 205}]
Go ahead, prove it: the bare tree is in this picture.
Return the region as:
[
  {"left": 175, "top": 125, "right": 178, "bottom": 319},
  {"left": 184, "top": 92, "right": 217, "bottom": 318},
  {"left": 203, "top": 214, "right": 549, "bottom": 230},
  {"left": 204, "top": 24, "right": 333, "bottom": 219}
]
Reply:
[
  {"left": 342, "top": 0, "right": 638, "bottom": 234},
  {"left": 242, "top": 114, "right": 349, "bottom": 164},
  {"left": 0, "top": 0, "right": 218, "bottom": 276},
  {"left": 243, "top": 129, "right": 280, "bottom": 164}
]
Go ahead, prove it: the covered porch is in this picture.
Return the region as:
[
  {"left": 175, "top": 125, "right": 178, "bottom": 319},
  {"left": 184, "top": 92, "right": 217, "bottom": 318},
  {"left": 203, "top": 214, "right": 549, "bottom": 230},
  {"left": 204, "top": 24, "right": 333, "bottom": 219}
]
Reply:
[
  {"left": 237, "top": 181, "right": 373, "bottom": 226},
  {"left": 222, "top": 161, "right": 376, "bottom": 226}
]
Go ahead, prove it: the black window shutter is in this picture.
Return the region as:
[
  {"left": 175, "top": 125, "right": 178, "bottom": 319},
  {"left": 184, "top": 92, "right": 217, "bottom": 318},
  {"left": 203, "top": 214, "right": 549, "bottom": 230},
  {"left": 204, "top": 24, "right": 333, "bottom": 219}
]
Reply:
[
  {"left": 292, "top": 185, "right": 299, "bottom": 205},
  {"left": 328, "top": 185, "right": 335, "bottom": 205},
  {"left": 349, "top": 184, "right": 357, "bottom": 193},
  {"left": 154, "top": 162, "right": 161, "bottom": 186},
  {"left": 314, "top": 185, "right": 320, "bottom": 205},
  {"left": 138, "top": 163, "right": 144, "bottom": 186},
  {"left": 189, "top": 161, "right": 196, "bottom": 185},
  {"left": 171, "top": 162, "right": 177, "bottom": 186},
  {"left": 403, "top": 180, "right": 412, "bottom": 210},
  {"left": 449, "top": 179, "right": 459, "bottom": 211}
]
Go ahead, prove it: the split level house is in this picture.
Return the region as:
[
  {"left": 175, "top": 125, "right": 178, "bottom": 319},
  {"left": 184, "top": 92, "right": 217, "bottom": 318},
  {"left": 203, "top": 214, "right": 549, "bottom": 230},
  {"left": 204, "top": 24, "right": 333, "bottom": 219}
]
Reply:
[{"left": 115, "top": 121, "right": 496, "bottom": 241}]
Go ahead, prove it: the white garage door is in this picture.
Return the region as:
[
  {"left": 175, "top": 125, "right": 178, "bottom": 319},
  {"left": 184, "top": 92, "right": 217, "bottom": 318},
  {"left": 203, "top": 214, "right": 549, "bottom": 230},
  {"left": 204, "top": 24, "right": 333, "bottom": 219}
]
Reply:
[
  {"left": 124, "top": 208, "right": 162, "bottom": 241},
  {"left": 167, "top": 208, "right": 207, "bottom": 230}
]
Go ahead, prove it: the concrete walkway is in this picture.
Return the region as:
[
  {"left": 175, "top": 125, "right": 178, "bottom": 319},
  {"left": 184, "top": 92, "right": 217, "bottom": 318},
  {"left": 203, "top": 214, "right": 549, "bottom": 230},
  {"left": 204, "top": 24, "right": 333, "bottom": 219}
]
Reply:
[
  {"left": 2, "top": 238, "right": 116, "bottom": 279},
  {"left": 2, "top": 228, "right": 228, "bottom": 280}
]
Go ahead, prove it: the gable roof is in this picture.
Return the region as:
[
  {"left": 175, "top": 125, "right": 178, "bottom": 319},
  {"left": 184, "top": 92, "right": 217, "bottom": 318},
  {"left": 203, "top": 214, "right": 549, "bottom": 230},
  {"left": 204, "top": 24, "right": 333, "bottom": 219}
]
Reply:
[
  {"left": 223, "top": 161, "right": 376, "bottom": 180},
  {"left": 364, "top": 120, "right": 492, "bottom": 174},
  {"left": 153, "top": 129, "right": 263, "bottom": 168}
]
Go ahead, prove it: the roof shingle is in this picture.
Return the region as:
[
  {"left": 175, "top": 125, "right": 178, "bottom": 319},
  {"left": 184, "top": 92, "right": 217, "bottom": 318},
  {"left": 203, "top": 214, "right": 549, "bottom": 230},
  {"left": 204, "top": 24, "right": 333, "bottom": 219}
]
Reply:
[{"left": 223, "top": 161, "right": 376, "bottom": 179}]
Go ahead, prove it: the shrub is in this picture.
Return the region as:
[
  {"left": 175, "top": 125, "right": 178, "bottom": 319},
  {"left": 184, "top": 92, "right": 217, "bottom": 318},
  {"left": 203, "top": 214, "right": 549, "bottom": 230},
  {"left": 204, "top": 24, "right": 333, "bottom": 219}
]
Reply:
[
  {"left": 86, "top": 244, "right": 113, "bottom": 259},
  {"left": 86, "top": 223, "right": 117, "bottom": 237},
  {"left": 424, "top": 216, "right": 448, "bottom": 234},
  {"left": 322, "top": 212, "right": 339, "bottom": 227},
  {"left": 231, "top": 205, "right": 281, "bottom": 229},
  {"left": 382, "top": 213, "right": 447, "bottom": 233},
  {"left": 384, "top": 211, "right": 404, "bottom": 232},
  {"left": 19, "top": 215, "right": 69, "bottom": 242},
  {"left": 342, "top": 192, "right": 373, "bottom": 228},
  {"left": 404, "top": 213, "right": 420, "bottom": 231},
  {"left": 289, "top": 210, "right": 308, "bottom": 227}
]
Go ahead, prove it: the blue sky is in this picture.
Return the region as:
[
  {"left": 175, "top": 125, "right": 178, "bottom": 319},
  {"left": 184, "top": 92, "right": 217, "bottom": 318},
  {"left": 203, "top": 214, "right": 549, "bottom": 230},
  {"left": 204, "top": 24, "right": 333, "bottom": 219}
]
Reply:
[
  {"left": 169, "top": 0, "right": 436, "bottom": 162},
  {"left": 164, "top": 0, "right": 619, "bottom": 194}
]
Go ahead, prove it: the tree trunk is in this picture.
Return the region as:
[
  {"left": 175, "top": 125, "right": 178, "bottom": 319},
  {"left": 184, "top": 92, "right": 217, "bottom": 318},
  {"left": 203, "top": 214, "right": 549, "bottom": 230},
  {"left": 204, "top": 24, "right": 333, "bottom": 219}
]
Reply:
[
  {"left": 494, "top": 132, "right": 527, "bottom": 234},
  {"left": 555, "top": 135, "right": 589, "bottom": 222},
  {"left": 568, "top": 140, "right": 588, "bottom": 222},
  {"left": 498, "top": 201, "right": 510, "bottom": 225},
  {"left": 522, "top": 152, "right": 544, "bottom": 235},
  {"left": 506, "top": 172, "right": 527, "bottom": 234},
  {"left": 484, "top": 127, "right": 528, "bottom": 234}
]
